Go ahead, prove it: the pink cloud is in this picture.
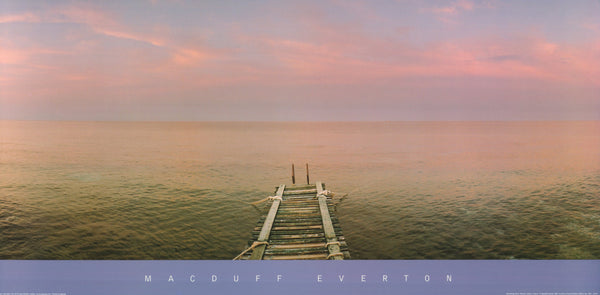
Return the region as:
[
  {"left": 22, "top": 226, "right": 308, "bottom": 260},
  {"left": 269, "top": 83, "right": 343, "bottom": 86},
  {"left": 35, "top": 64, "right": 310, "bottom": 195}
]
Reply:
[
  {"left": 171, "top": 48, "right": 215, "bottom": 66},
  {"left": 0, "top": 47, "right": 28, "bottom": 65},
  {"left": 93, "top": 28, "right": 165, "bottom": 47},
  {"left": 581, "top": 22, "right": 600, "bottom": 33},
  {"left": 428, "top": 0, "right": 481, "bottom": 24},
  {"left": 456, "top": 0, "right": 474, "bottom": 11},
  {"left": 0, "top": 7, "right": 161, "bottom": 47},
  {"left": 1, "top": 2, "right": 598, "bottom": 103},
  {"left": 432, "top": 0, "right": 474, "bottom": 15},
  {"left": 0, "top": 12, "right": 40, "bottom": 23},
  {"left": 245, "top": 27, "right": 599, "bottom": 87},
  {"left": 417, "top": 37, "right": 599, "bottom": 85},
  {"left": 49, "top": 6, "right": 168, "bottom": 48},
  {"left": 0, "top": 4, "right": 222, "bottom": 87}
]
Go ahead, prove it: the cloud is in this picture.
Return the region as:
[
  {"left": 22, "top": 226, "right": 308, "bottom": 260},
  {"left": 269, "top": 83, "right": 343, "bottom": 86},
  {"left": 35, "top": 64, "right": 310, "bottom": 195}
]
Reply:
[
  {"left": 0, "top": 47, "right": 28, "bottom": 65},
  {"left": 171, "top": 48, "right": 214, "bottom": 66},
  {"left": 428, "top": 0, "right": 485, "bottom": 24},
  {"left": 480, "top": 54, "right": 521, "bottom": 62},
  {"left": 432, "top": 0, "right": 474, "bottom": 15},
  {"left": 93, "top": 28, "right": 165, "bottom": 47},
  {"left": 247, "top": 26, "right": 599, "bottom": 87},
  {"left": 52, "top": 6, "right": 166, "bottom": 48},
  {"left": 581, "top": 22, "right": 600, "bottom": 33},
  {"left": 0, "top": 12, "right": 40, "bottom": 23},
  {"left": 0, "top": 5, "right": 220, "bottom": 72},
  {"left": 0, "top": 7, "right": 162, "bottom": 47},
  {"left": 1, "top": 1, "right": 597, "bottom": 98}
]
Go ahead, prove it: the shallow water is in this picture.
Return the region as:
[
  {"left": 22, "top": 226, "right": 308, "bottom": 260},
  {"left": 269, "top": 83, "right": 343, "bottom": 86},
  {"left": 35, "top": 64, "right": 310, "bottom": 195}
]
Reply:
[{"left": 1, "top": 121, "right": 599, "bottom": 259}]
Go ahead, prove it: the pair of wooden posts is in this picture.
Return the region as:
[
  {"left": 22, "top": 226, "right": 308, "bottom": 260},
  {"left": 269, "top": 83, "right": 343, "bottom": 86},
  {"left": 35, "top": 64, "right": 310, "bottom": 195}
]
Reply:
[{"left": 291, "top": 163, "right": 310, "bottom": 185}]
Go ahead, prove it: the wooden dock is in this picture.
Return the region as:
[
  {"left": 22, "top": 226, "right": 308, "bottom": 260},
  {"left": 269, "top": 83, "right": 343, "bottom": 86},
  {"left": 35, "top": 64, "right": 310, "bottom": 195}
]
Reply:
[{"left": 236, "top": 181, "right": 350, "bottom": 260}]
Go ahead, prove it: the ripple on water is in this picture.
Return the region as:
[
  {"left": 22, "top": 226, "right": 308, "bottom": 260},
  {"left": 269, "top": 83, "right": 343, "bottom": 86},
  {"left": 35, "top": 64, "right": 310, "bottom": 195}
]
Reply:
[{"left": 1, "top": 121, "right": 599, "bottom": 259}]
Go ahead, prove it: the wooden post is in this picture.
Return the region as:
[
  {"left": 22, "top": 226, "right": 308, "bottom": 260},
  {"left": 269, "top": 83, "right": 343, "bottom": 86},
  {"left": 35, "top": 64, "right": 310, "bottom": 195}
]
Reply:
[
  {"left": 291, "top": 164, "right": 296, "bottom": 184},
  {"left": 306, "top": 163, "right": 310, "bottom": 185}
]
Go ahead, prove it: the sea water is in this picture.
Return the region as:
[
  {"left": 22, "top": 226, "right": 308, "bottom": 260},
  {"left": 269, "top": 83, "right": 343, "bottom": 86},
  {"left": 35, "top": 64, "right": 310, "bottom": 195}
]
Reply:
[{"left": 1, "top": 121, "right": 599, "bottom": 259}]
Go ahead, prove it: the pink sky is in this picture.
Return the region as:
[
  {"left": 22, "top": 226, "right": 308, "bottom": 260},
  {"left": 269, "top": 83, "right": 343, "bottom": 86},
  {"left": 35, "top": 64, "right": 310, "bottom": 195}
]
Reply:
[{"left": 1, "top": 1, "right": 599, "bottom": 121}]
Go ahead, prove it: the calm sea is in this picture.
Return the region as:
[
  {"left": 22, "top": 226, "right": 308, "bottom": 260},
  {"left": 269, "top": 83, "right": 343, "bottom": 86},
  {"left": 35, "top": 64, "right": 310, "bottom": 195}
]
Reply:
[{"left": 1, "top": 121, "right": 599, "bottom": 259}]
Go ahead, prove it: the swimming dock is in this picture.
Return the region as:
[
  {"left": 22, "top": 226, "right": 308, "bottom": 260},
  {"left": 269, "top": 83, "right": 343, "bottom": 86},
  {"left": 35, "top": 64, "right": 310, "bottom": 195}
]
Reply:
[{"left": 236, "top": 181, "right": 350, "bottom": 260}]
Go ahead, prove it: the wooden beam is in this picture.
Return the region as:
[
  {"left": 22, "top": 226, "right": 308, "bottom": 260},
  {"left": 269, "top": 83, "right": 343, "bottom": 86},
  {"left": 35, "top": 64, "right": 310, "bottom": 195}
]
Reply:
[
  {"left": 316, "top": 181, "right": 344, "bottom": 260},
  {"left": 249, "top": 184, "right": 285, "bottom": 260}
]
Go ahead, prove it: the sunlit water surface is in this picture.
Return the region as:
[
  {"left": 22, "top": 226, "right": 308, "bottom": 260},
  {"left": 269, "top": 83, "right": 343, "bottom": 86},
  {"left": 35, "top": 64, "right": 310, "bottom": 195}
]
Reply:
[{"left": 1, "top": 121, "right": 599, "bottom": 259}]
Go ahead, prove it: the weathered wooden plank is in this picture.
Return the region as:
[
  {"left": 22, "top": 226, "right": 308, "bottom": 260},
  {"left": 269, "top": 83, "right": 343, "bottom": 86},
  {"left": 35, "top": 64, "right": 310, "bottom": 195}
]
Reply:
[
  {"left": 278, "top": 206, "right": 318, "bottom": 209},
  {"left": 284, "top": 202, "right": 318, "bottom": 207},
  {"left": 269, "top": 233, "right": 325, "bottom": 239},
  {"left": 268, "top": 241, "right": 349, "bottom": 249},
  {"left": 316, "top": 181, "right": 343, "bottom": 260},
  {"left": 275, "top": 209, "right": 320, "bottom": 213},
  {"left": 262, "top": 229, "right": 326, "bottom": 236},
  {"left": 264, "top": 254, "right": 328, "bottom": 260},
  {"left": 262, "top": 246, "right": 350, "bottom": 255},
  {"left": 273, "top": 216, "right": 321, "bottom": 220},
  {"left": 278, "top": 208, "right": 319, "bottom": 212},
  {"left": 276, "top": 209, "right": 319, "bottom": 213},
  {"left": 271, "top": 211, "right": 320, "bottom": 215},
  {"left": 272, "top": 214, "right": 322, "bottom": 219},
  {"left": 241, "top": 180, "right": 348, "bottom": 260},
  {"left": 257, "top": 222, "right": 323, "bottom": 228},
  {"left": 282, "top": 195, "right": 317, "bottom": 199},
  {"left": 280, "top": 201, "right": 319, "bottom": 204},
  {"left": 257, "top": 217, "right": 325, "bottom": 222},
  {"left": 252, "top": 225, "right": 343, "bottom": 234},
  {"left": 249, "top": 184, "right": 285, "bottom": 260},
  {"left": 267, "top": 238, "right": 327, "bottom": 245},
  {"left": 258, "top": 217, "right": 342, "bottom": 224},
  {"left": 280, "top": 202, "right": 317, "bottom": 205},
  {"left": 285, "top": 184, "right": 316, "bottom": 190},
  {"left": 269, "top": 242, "right": 327, "bottom": 249},
  {"left": 283, "top": 189, "right": 318, "bottom": 195},
  {"left": 265, "top": 248, "right": 329, "bottom": 255},
  {"left": 252, "top": 226, "right": 343, "bottom": 235},
  {"left": 253, "top": 226, "right": 323, "bottom": 232},
  {"left": 266, "top": 250, "right": 329, "bottom": 256},
  {"left": 271, "top": 225, "right": 322, "bottom": 230},
  {"left": 252, "top": 230, "right": 325, "bottom": 237}
]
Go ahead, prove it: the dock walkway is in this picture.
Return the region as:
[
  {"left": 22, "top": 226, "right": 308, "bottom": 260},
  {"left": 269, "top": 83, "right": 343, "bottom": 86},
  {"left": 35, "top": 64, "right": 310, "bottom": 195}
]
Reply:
[{"left": 237, "top": 181, "right": 350, "bottom": 260}]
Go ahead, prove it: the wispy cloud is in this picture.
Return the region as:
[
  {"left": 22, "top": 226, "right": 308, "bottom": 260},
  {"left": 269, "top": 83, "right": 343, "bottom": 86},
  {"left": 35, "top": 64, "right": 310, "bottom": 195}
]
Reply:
[
  {"left": 1, "top": 1, "right": 598, "bottom": 121},
  {"left": 0, "top": 6, "right": 162, "bottom": 47},
  {"left": 93, "top": 28, "right": 165, "bottom": 47},
  {"left": 0, "top": 4, "right": 222, "bottom": 77},
  {"left": 248, "top": 26, "right": 599, "bottom": 86},
  {"left": 0, "top": 12, "right": 40, "bottom": 23},
  {"left": 433, "top": 0, "right": 474, "bottom": 15},
  {"left": 0, "top": 46, "right": 28, "bottom": 65},
  {"left": 171, "top": 48, "right": 216, "bottom": 66},
  {"left": 479, "top": 54, "right": 521, "bottom": 62},
  {"left": 581, "top": 22, "right": 600, "bottom": 33},
  {"left": 428, "top": 0, "right": 483, "bottom": 24},
  {"left": 2, "top": 2, "right": 597, "bottom": 88}
]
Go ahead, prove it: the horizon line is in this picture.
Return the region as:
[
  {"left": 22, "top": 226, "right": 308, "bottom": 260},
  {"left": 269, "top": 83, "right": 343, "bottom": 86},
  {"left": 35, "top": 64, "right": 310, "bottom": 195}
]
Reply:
[{"left": 2, "top": 119, "right": 599, "bottom": 123}]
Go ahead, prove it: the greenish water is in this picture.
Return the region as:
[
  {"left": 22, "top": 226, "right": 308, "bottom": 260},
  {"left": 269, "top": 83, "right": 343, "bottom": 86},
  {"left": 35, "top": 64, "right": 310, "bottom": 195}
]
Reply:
[{"left": 0, "top": 121, "right": 599, "bottom": 259}]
